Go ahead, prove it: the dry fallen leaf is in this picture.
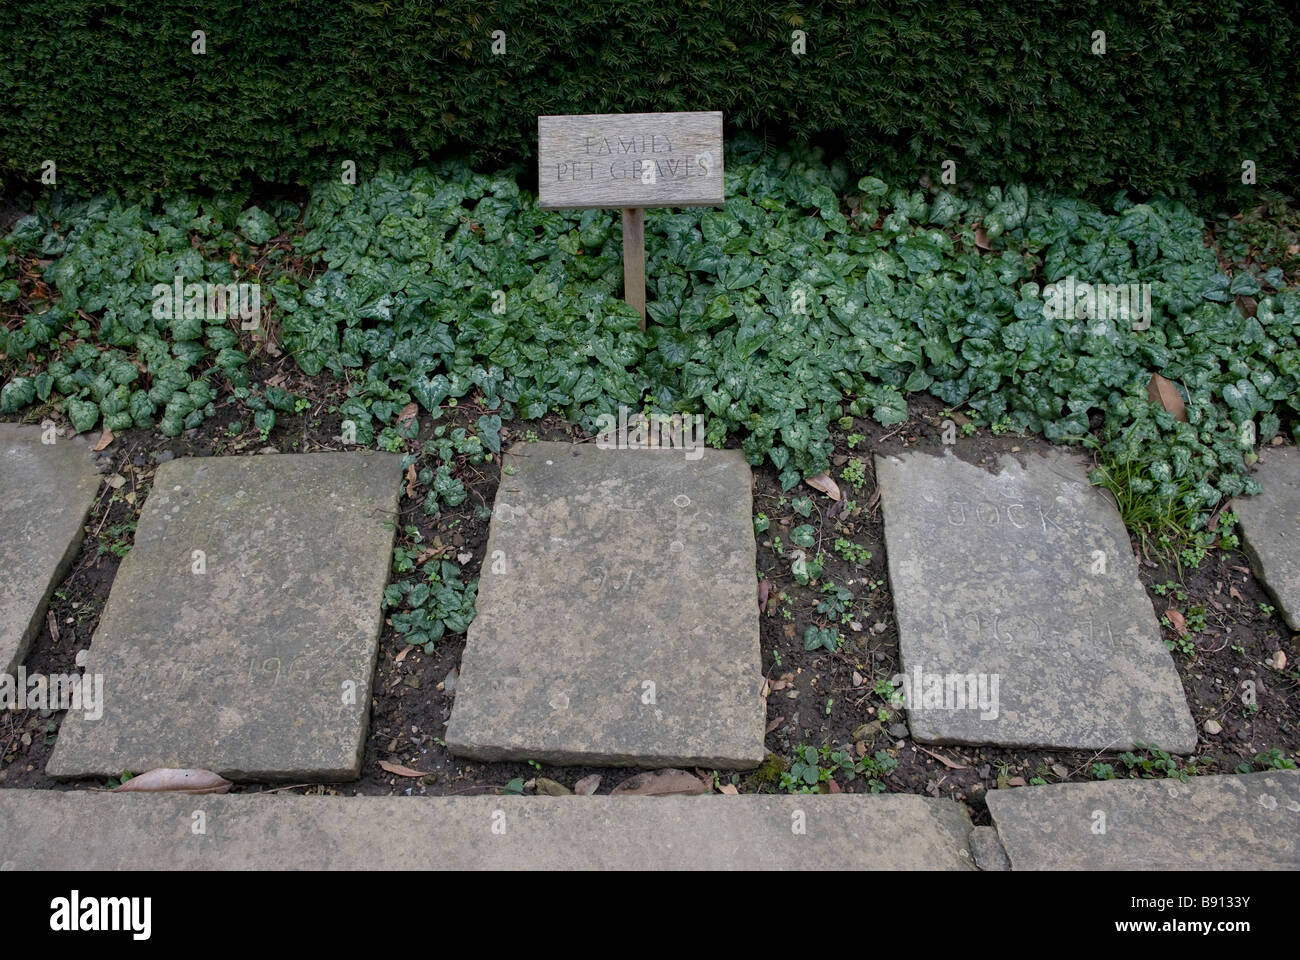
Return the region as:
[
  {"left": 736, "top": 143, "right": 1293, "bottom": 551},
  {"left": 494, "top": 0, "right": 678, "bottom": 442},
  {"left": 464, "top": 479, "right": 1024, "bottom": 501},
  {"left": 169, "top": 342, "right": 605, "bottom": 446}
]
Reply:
[
  {"left": 573, "top": 774, "right": 602, "bottom": 796},
  {"left": 93, "top": 428, "right": 114, "bottom": 452},
  {"left": 415, "top": 546, "right": 449, "bottom": 566},
  {"left": 717, "top": 784, "right": 739, "bottom": 795},
  {"left": 852, "top": 720, "right": 882, "bottom": 740},
  {"left": 609, "top": 769, "right": 709, "bottom": 797},
  {"left": 765, "top": 715, "right": 784, "bottom": 734},
  {"left": 394, "top": 644, "right": 413, "bottom": 663},
  {"left": 757, "top": 578, "right": 772, "bottom": 614},
  {"left": 974, "top": 225, "right": 991, "bottom": 250},
  {"left": 916, "top": 744, "right": 967, "bottom": 770},
  {"left": 1147, "top": 372, "right": 1187, "bottom": 422},
  {"left": 1229, "top": 586, "right": 1245, "bottom": 603},
  {"left": 1165, "top": 607, "right": 1188, "bottom": 637},
  {"left": 805, "top": 472, "right": 841, "bottom": 501},
  {"left": 378, "top": 760, "right": 432, "bottom": 778},
  {"left": 111, "top": 768, "right": 231, "bottom": 794},
  {"left": 405, "top": 464, "right": 418, "bottom": 499},
  {"left": 826, "top": 779, "right": 841, "bottom": 794},
  {"left": 397, "top": 402, "right": 419, "bottom": 423}
]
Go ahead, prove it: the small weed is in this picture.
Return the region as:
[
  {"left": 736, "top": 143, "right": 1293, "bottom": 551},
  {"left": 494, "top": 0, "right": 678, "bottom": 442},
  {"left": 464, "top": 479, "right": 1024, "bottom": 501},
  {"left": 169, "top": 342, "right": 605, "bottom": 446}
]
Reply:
[
  {"left": 1117, "top": 743, "right": 1206, "bottom": 781},
  {"left": 780, "top": 743, "right": 897, "bottom": 794},
  {"left": 841, "top": 459, "right": 867, "bottom": 488},
  {"left": 1236, "top": 748, "right": 1297, "bottom": 773},
  {"left": 816, "top": 582, "right": 854, "bottom": 622},
  {"left": 97, "top": 521, "right": 136, "bottom": 559},
  {"left": 833, "top": 537, "right": 871, "bottom": 565}
]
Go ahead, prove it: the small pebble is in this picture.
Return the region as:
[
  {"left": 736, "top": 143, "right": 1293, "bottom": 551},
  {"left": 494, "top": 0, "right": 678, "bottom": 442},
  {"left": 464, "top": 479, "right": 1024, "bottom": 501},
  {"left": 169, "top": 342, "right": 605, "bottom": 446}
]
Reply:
[{"left": 1204, "top": 719, "right": 1222, "bottom": 735}]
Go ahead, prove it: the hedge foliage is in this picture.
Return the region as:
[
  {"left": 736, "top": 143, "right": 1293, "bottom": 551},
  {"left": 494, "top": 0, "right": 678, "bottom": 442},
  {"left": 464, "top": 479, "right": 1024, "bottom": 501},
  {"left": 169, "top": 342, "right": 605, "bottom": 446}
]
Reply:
[{"left": 2, "top": 1, "right": 1296, "bottom": 201}]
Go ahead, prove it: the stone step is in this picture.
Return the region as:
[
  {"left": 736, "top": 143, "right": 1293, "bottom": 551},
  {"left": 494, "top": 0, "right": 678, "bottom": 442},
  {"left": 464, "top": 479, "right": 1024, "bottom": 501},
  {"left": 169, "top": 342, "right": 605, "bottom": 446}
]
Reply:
[
  {"left": 0, "top": 792, "right": 976, "bottom": 870},
  {"left": 875, "top": 448, "right": 1196, "bottom": 753},
  {"left": 0, "top": 423, "right": 102, "bottom": 675},
  {"left": 1234, "top": 444, "right": 1300, "bottom": 630},
  {"left": 446, "top": 441, "right": 766, "bottom": 768},
  {"left": 47, "top": 452, "right": 402, "bottom": 781},
  {"left": 986, "top": 769, "right": 1300, "bottom": 870}
]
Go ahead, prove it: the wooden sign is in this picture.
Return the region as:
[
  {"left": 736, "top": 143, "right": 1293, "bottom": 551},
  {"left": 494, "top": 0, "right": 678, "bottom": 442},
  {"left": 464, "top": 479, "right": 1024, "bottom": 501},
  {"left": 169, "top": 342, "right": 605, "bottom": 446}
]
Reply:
[
  {"left": 538, "top": 112, "right": 724, "bottom": 210},
  {"left": 537, "top": 112, "right": 725, "bottom": 328}
]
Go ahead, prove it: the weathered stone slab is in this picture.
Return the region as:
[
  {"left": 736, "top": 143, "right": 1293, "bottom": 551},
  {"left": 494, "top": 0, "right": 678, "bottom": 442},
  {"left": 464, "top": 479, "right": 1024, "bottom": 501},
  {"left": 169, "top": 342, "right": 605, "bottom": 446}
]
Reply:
[
  {"left": 986, "top": 769, "right": 1300, "bottom": 870},
  {"left": 1234, "top": 444, "right": 1300, "bottom": 630},
  {"left": 47, "top": 452, "right": 401, "bottom": 781},
  {"left": 446, "top": 441, "right": 765, "bottom": 768},
  {"left": 968, "top": 824, "right": 1010, "bottom": 871},
  {"left": 0, "top": 792, "right": 976, "bottom": 870},
  {"left": 0, "top": 423, "right": 102, "bottom": 674},
  {"left": 875, "top": 449, "right": 1196, "bottom": 754}
]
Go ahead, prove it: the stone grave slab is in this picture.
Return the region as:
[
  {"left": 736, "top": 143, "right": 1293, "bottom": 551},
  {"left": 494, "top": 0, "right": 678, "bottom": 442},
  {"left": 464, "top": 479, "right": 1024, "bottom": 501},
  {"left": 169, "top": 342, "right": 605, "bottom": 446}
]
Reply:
[
  {"left": 446, "top": 441, "right": 765, "bottom": 768},
  {"left": 875, "top": 448, "right": 1196, "bottom": 754},
  {"left": 46, "top": 451, "right": 402, "bottom": 781},
  {"left": 986, "top": 769, "right": 1300, "bottom": 870},
  {"left": 0, "top": 792, "right": 976, "bottom": 870},
  {"left": 0, "top": 423, "right": 102, "bottom": 674},
  {"left": 1234, "top": 444, "right": 1300, "bottom": 629}
]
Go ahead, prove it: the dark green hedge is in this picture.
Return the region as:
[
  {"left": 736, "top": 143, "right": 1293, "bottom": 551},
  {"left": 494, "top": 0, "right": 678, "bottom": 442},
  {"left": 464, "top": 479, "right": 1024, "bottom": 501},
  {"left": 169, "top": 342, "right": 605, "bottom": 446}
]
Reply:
[{"left": 2, "top": 1, "right": 1296, "bottom": 201}]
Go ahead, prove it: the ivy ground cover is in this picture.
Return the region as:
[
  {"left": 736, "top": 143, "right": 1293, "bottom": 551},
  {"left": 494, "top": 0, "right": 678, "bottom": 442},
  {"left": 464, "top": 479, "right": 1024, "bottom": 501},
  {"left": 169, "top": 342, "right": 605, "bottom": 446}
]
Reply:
[{"left": 3, "top": 136, "right": 1298, "bottom": 537}]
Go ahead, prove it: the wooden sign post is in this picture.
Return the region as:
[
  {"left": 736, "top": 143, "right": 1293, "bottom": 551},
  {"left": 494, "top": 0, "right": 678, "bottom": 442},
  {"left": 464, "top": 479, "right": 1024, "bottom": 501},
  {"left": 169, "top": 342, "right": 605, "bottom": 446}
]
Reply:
[{"left": 538, "top": 111, "right": 724, "bottom": 330}]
